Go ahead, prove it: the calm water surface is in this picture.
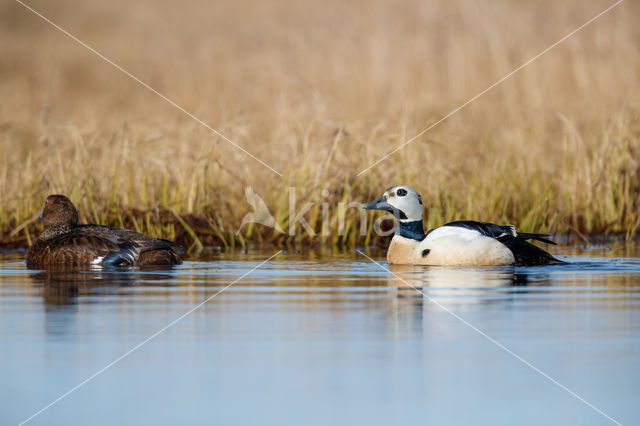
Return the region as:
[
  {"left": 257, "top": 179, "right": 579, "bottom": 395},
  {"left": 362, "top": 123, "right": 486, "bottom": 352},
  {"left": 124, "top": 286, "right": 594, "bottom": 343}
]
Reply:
[{"left": 1, "top": 244, "right": 639, "bottom": 425}]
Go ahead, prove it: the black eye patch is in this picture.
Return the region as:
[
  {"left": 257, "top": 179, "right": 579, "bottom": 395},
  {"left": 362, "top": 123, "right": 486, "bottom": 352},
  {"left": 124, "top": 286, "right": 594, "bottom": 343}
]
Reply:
[{"left": 397, "top": 189, "right": 408, "bottom": 196}]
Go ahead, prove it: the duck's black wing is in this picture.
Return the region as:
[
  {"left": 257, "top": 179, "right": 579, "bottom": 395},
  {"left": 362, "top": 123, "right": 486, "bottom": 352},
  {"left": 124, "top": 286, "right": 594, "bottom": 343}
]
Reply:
[
  {"left": 441, "top": 220, "right": 563, "bottom": 266},
  {"left": 442, "top": 221, "right": 556, "bottom": 245},
  {"left": 441, "top": 221, "right": 517, "bottom": 239},
  {"left": 494, "top": 237, "right": 562, "bottom": 266}
]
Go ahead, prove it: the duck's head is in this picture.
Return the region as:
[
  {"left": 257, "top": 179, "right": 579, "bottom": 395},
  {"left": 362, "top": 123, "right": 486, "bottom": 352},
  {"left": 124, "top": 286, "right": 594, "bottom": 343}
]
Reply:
[
  {"left": 362, "top": 185, "right": 423, "bottom": 222},
  {"left": 40, "top": 194, "right": 79, "bottom": 235}
]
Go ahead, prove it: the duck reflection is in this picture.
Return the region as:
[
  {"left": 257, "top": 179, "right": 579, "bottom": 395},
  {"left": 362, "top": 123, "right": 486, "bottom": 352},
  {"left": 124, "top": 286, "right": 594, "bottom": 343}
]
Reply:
[
  {"left": 388, "top": 264, "right": 529, "bottom": 291},
  {"left": 385, "top": 264, "right": 547, "bottom": 313},
  {"left": 30, "top": 267, "right": 178, "bottom": 307},
  {"left": 382, "top": 265, "right": 542, "bottom": 343},
  {"left": 30, "top": 267, "right": 179, "bottom": 336}
]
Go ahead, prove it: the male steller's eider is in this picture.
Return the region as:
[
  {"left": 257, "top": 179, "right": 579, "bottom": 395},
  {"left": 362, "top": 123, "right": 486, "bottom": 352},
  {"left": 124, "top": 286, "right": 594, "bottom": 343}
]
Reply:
[
  {"left": 26, "top": 195, "right": 184, "bottom": 268},
  {"left": 363, "top": 185, "right": 563, "bottom": 266}
]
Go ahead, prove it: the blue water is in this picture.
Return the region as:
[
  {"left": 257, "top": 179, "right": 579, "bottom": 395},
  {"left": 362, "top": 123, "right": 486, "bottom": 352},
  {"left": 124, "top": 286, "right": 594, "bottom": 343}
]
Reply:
[{"left": 1, "top": 245, "right": 639, "bottom": 425}]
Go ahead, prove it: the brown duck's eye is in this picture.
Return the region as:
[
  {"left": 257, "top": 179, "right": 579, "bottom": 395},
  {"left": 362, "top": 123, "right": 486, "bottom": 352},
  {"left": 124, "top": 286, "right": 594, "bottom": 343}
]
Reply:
[{"left": 397, "top": 189, "right": 408, "bottom": 196}]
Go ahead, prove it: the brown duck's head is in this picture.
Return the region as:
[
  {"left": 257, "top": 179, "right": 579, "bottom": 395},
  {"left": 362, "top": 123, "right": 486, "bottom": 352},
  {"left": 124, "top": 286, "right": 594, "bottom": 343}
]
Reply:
[{"left": 40, "top": 195, "right": 79, "bottom": 235}]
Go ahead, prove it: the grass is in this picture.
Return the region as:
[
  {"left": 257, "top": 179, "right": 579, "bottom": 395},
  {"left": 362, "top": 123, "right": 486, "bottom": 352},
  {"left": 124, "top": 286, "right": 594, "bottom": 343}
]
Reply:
[{"left": 0, "top": 0, "right": 639, "bottom": 251}]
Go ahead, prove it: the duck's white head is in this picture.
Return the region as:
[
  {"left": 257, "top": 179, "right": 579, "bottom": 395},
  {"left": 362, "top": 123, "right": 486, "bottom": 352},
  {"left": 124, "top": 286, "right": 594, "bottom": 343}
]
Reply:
[{"left": 362, "top": 185, "right": 423, "bottom": 222}]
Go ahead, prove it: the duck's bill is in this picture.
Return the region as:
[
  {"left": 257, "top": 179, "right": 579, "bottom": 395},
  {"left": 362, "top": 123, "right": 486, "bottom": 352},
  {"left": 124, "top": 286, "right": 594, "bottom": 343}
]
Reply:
[{"left": 362, "top": 196, "right": 392, "bottom": 212}]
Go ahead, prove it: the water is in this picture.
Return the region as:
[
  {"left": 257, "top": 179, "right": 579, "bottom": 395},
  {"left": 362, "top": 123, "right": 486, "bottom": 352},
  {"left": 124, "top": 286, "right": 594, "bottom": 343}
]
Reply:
[{"left": 1, "top": 244, "right": 639, "bottom": 426}]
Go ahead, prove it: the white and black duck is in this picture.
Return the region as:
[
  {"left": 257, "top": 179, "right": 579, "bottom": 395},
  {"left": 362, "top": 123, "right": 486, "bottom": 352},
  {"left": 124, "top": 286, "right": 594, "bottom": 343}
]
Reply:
[{"left": 363, "top": 185, "right": 563, "bottom": 266}]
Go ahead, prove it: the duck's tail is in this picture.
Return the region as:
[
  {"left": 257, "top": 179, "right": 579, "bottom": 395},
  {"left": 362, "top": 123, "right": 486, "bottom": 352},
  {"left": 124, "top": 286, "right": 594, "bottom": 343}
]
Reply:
[{"left": 497, "top": 234, "right": 566, "bottom": 266}]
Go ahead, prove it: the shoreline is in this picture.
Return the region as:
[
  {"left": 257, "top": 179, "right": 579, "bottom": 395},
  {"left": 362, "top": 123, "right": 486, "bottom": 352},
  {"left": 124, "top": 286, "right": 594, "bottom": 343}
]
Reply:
[{"left": 1, "top": 229, "right": 636, "bottom": 252}]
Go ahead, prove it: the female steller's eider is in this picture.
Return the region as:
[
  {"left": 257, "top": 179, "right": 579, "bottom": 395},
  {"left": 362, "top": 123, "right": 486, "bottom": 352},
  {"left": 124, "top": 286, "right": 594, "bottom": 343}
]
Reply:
[
  {"left": 26, "top": 195, "right": 184, "bottom": 268},
  {"left": 363, "top": 185, "right": 563, "bottom": 266}
]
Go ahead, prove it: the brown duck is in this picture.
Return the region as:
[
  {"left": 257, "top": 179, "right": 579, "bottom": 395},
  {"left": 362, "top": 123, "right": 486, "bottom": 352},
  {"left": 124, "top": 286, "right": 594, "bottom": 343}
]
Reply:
[{"left": 26, "top": 195, "right": 184, "bottom": 268}]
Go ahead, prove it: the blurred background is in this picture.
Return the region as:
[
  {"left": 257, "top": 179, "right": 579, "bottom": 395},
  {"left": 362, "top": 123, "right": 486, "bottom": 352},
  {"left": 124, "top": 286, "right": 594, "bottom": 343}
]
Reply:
[{"left": 1, "top": 0, "right": 638, "bottom": 249}]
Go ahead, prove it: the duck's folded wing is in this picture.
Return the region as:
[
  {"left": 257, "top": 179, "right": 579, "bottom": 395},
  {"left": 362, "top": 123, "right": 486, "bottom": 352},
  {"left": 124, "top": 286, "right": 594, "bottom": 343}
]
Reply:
[
  {"left": 77, "top": 225, "right": 185, "bottom": 255},
  {"left": 126, "top": 240, "right": 183, "bottom": 266},
  {"left": 440, "top": 220, "right": 556, "bottom": 245},
  {"left": 39, "top": 234, "right": 122, "bottom": 265},
  {"left": 102, "top": 241, "right": 141, "bottom": 266},
  {"left": 96, "top": 240, "right": 181, "bottom": 267},
  {"left": 511, "top": 232, "right": 556, "bottom": 245},
  {"left": 439, "top": 221, "right": 516, "bottom": 239},
  {"left": 432, "top": 221, "right": 562, "bottom": 265}
]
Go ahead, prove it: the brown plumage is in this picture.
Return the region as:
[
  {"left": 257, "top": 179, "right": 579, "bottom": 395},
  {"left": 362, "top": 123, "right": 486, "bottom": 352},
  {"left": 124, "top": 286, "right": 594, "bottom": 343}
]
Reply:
[{"left": 26, "top": 195, "right": 183, "bottom": 268}]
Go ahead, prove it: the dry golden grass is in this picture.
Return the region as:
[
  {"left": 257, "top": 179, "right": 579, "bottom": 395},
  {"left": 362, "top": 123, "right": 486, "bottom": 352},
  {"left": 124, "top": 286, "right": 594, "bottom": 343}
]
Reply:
[{"left": 1, "top": 0, "right": 639, "bottom": 250}]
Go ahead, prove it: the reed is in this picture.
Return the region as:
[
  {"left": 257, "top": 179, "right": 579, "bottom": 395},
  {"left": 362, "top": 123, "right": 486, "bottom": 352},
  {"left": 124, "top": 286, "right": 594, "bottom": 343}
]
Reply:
[{"left": 1, "top": 0, "right": 638, "bottom": 250}]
